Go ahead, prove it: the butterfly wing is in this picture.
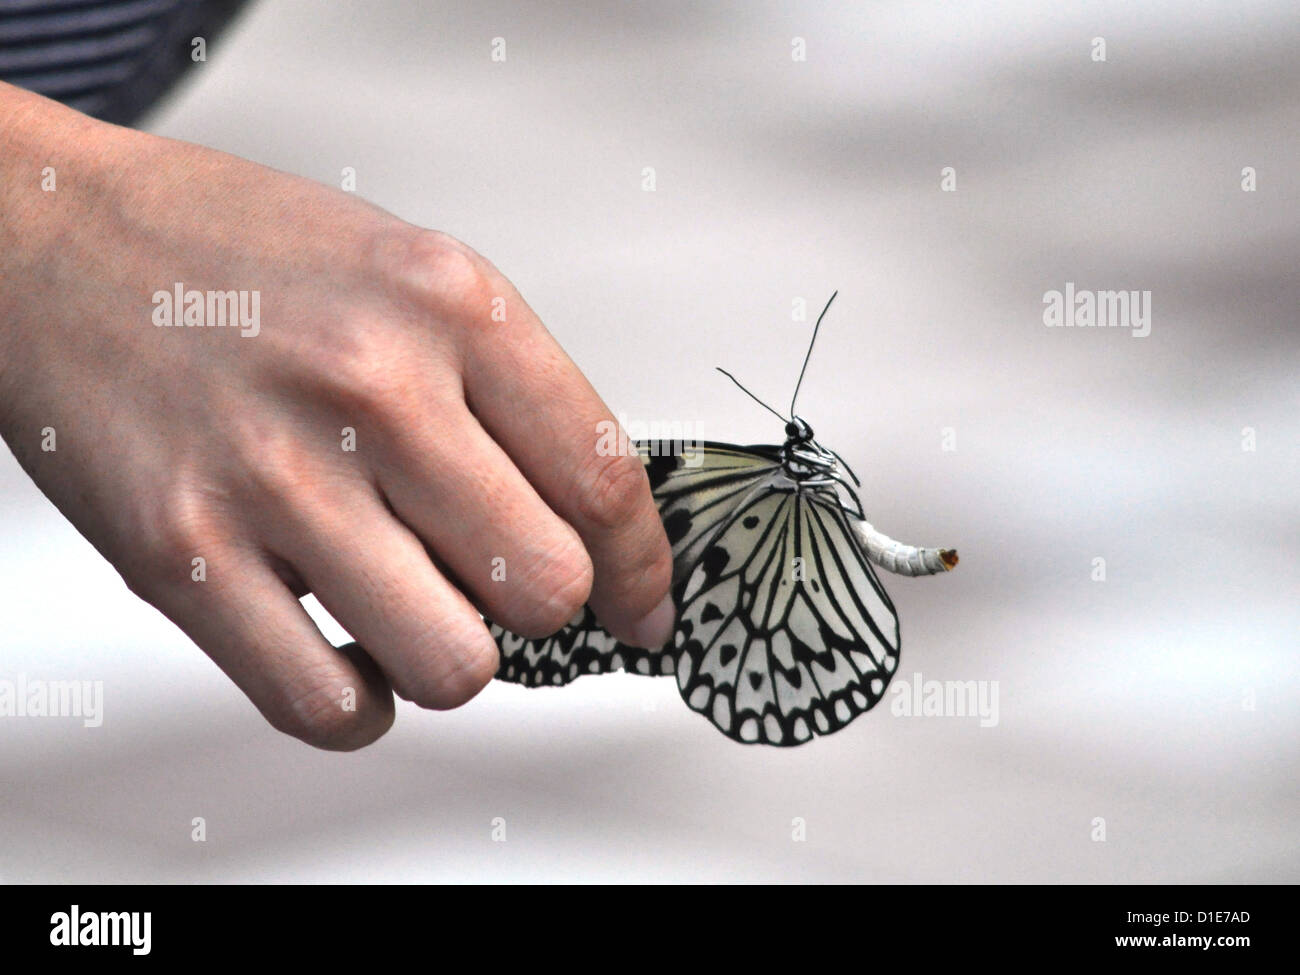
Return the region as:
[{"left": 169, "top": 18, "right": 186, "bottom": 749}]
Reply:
[
  {"left": 490, "top": 441, "right": 781, "bottom": 685},
  {"left": 673, "top": 481, "right": 901, "bottom": 745},
  {"left": 642, "top": 441, "right": 782, "bottom": 588},
  {"left": 494, "top": 605, "right": 630, "bottom": 686}
]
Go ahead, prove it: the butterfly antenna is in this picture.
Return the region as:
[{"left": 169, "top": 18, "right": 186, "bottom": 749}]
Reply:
[
  {"left": 790, "top": 290, "right": 838, "bottom": 418},
  {"left": 716, "top": 368, "right": 787, "bottom": 424}
]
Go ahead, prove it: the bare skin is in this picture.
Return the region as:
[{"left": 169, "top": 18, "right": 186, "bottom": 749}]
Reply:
[{"left": 0, "top": 82, "right": 674, "bottom": 749}]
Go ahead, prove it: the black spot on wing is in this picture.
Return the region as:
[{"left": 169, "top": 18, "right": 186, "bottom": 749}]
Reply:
[
  {"left": 663, "top": 508, "right": 692, "bottom": 545},
  {"left": 641, "top": 444, "right": 686, "bottom": 490},
  {"left": 700, "top": 544, "right": 730, "bottom": 581}
]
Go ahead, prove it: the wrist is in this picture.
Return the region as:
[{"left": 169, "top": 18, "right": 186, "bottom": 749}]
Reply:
[{"left": 0, "top": 83, "right": 133, "bottom": 418}]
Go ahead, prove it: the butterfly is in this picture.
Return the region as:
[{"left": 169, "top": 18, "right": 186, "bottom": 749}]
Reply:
[{"left": 488, "top": 293, "right": 957, "bottom": 745}]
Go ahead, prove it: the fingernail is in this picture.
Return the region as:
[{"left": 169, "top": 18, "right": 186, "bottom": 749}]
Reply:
[{"left": 625, "top": 592, "right": 676, "bottom": 650}]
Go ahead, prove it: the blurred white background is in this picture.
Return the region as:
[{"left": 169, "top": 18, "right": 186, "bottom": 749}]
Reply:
[{"left": 2, "top": 0, "right": 1297, "bottom": 882}]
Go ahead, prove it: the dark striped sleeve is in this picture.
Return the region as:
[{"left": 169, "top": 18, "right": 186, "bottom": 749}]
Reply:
[{"left": 0, "top": 0, "right": 249, "bottom": 125}]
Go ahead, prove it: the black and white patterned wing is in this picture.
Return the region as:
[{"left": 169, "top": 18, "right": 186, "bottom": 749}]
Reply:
[
  {"left": 640, "top": 441, "right": 782, "bottom": 591},
  {"left": 493, "top": 605, "right": 632, "bottom": 686},
  {"left": 674, "top": 483, "right": 901, "bottom": 745},
  {"left": 491, "top": 441, "right": 781, "bottom": 686}
]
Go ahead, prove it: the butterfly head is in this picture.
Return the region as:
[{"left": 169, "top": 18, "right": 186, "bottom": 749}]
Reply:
[
  {"left": 784, "top": 416, "right": 814, "bottom": 444},
  {"left": 716, "top": 290, "right": 847, "bottom": 484}
]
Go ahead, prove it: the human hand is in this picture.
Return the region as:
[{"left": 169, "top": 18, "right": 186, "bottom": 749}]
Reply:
[{"left": 0, "top": 83, "right": 674, "bottom": 749}]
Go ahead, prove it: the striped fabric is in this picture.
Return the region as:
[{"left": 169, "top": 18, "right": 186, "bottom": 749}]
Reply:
[{"left": 0, "top": 0, "right": 248, "bottom": 124}]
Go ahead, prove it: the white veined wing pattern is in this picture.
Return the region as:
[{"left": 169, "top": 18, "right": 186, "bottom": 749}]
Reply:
[{"left": 671, "top": 468, "right": 902, "bottom": 745}]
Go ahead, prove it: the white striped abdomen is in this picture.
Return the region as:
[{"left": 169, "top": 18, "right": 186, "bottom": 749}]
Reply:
[{"left": 851, "top": 519, "right": 958, "bottom": 577}]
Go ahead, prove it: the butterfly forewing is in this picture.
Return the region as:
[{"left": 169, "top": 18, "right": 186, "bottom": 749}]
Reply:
[{"left": 641, "top": 441, "right": 782, "bottom": 586}]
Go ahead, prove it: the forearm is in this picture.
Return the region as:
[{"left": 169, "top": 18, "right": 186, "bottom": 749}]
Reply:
[{"left": 0, "top": 81, "right": 119, "bottom": 268}]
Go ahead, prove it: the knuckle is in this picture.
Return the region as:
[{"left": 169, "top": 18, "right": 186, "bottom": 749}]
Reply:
[
  {"left": 384, "top": 228, "right": 495, "bottom": 322},
  {"left": 315, "top": 336, "right": 426, "bottom": 436},
  {"left": 505, "top": 543, "right": 593, "bottom": 638},
  {"left": 128, "top": 482, "right": 228, "bottom": 589},
  {"left": 575, "top": 451, "right": 650, "bottom": 531},
  {"left": 236, "top": 428, "right": 321, "bottom": 507},
  {"left": 153, "top": 514, "right": 214, "bottom": 563},
  {"left": 228, "top": 434, "right": 352, "bottom": 540}
]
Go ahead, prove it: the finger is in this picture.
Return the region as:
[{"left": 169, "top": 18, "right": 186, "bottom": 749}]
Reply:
[
  {"left": 150, "top": 546, "right": 395, "bottom": 751},
  {"left": 269, "top": 486, "right": 499, "bottom": 710},
  {"left": 375, "top": 401, "right": 594, "bottom": 639},
  {"left": 453, "top": 281, "right": 675, "bottom": 649}
]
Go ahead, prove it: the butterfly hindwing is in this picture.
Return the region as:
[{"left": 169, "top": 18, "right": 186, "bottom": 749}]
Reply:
[{"left": 673, "top": 482, "right": 900, "bottom": 745}]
